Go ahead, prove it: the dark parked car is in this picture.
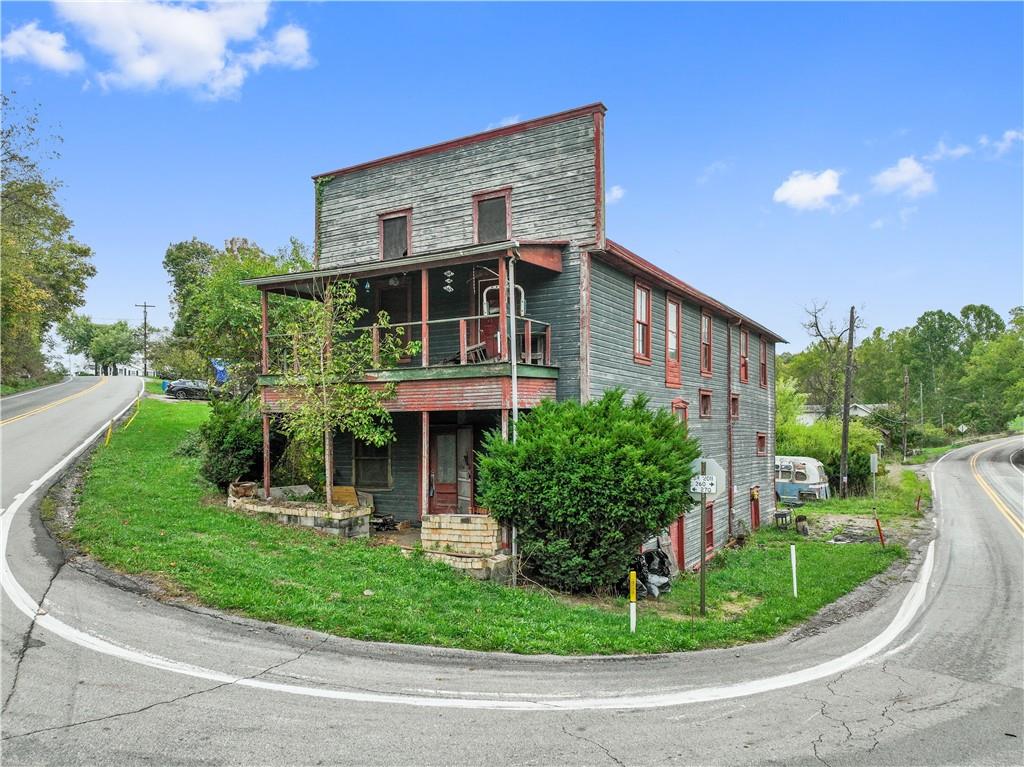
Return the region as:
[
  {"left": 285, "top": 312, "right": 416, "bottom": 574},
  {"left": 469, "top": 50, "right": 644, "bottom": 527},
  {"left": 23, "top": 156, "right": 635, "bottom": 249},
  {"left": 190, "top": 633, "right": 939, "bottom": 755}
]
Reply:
[{"left": 165, "top": 379, "right": 210, "bottom": 400}]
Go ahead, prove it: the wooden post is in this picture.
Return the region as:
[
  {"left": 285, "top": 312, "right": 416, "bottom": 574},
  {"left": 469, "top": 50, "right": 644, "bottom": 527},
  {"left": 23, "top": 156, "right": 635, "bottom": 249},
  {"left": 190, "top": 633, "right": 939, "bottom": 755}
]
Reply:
[
  {"left": 420, "top": 411, "right": 430, "bottom": 518},
  {"left": 459, "top": 319, "right": 468, "bottom": 365},
  {"left": 522, "top": 320, "right": 532, "bottom": 363},
  {"left": 260, "top": 290, "right": 269, "bottom": 375},
  {"left": 545, "top": 324, "right": 552, "bottom": 366},
  {"left": 901, "top": 366, "right": 910, "bottom": 462},
  {"left": 497, "top": 257, "right": 508, "bottom": 360},
  {"left": 501, "top": 408, "right": 509, "bottom": 439},
  {"left": 262, "top": 413, "right": 271, "bottom": 499},
  {"left": 421, "top": 268, "right": 430, "bottom": 367},
  {"left": 325, "top": 426, "right": 333, "bottom": 509}
]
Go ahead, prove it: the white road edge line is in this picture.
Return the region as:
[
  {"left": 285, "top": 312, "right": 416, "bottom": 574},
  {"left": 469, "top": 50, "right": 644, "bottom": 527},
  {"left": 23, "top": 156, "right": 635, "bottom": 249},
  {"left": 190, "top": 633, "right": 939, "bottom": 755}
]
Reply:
[
  {"left": 0, "top": 375, "right": 74, "bottom": 402},
  {"left": 2, "top": 388, "right": 938, "bottom": 711}
]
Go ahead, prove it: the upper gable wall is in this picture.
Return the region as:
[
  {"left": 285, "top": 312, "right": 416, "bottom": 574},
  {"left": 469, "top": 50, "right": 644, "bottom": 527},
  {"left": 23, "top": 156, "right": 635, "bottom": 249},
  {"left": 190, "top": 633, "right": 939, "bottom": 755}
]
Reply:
[{"left": 316, "top": 112, "right": 601, "bottom": 269}]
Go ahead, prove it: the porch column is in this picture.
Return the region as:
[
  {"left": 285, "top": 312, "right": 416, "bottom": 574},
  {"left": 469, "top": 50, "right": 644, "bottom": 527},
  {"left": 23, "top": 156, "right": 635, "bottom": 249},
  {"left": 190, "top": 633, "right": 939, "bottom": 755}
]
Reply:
[
  {"left": 501, "top": 408, "right": 509, "bottom": 439},
  {"left": 262, "top": 413, "right": 271, "bottom": 498},
  {"left": 260, "top": 289, "right": 269, "bottom": 375},
  {"left": 420, "top": 268, "right": 430, "bottom": 366},
  {"left": 497, "top": 257, "right": 508, "bottom": 360},
  {"left": 420, "top": 411, "right": 430, "bottom": 518}
]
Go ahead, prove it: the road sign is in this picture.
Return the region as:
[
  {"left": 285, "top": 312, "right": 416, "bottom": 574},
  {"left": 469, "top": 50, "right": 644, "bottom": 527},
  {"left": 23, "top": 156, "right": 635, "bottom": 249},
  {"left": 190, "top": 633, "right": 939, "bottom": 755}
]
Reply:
[
  {"left": 870, "top": 453, "right": 879, "bottom": 474},
  {"left": 690, "top": 475, "right": 717, "bottom": 494},
  {"left": 958, "top": 424, "right": 968, "bottom": 434},
  {"left": 688, "top": 457, "right": 726, "bottom": 501}
]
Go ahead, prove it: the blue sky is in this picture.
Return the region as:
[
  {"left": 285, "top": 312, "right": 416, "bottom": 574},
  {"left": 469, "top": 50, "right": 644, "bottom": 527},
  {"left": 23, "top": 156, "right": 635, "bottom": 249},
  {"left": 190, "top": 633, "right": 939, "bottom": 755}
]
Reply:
[{"left": 3, "top": 1, "right": 1022, "bottom": 351}]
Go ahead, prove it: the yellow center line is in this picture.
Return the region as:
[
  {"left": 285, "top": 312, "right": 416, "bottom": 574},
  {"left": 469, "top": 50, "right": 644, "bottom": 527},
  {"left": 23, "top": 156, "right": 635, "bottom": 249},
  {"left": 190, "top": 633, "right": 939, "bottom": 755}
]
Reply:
[
  {"left": 0, "top": 377, "right": 108, "bottom": 427},
  {"left": 970, "top": 443, "right": 1024, "bottom": 538}
]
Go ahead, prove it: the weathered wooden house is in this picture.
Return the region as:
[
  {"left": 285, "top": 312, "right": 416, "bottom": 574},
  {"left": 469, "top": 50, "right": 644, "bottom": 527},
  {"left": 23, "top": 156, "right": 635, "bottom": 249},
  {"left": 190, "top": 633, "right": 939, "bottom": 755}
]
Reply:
[{"left": 245, "top": 103, "right": 783, "bottom": 572}]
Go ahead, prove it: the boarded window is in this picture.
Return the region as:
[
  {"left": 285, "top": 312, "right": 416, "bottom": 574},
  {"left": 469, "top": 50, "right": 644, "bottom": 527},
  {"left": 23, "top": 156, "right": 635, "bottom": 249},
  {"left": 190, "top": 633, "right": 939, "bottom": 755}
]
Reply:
[
  {"left": 634, "top": 283, "right": 651, "bottom": 361},
  {"left": 699, "top": 389, "right": 712, "bottom": 418},
  {"left": 380, "top": 212, "right": 410, "bottom": 261},
  {"left": 730, "top": 393, "right": 740, "bottom": 419},
  {"left": 701, "top": 311, "right": 713, "bottom": 376},
  {"left": 476, "top": 196, "right": 508, "bottom": 243},
  {"left": 739, "top": 329, "right": 749, "bottom": 383},
  {"left": 756, "top": 432, "right": 767, "bottom": 456},
  {"left": 354, "top": 439, "right": 391, "bottom": 488}
]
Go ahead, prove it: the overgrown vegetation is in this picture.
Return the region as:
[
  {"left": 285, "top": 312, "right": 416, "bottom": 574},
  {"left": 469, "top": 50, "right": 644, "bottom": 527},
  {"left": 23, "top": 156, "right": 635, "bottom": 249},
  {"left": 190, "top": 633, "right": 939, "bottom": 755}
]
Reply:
[
  {"left": 477, "top": 390, "right": 700, "bottom": 593},
  {"left": 70, "top": 398, "right": 904, "bottom": 655},
  {"left": 797, "top": 469, "right": 930, "bottom": 521},
  {"left": 198, "top": 397, "right": 263, "bottom": 489}
]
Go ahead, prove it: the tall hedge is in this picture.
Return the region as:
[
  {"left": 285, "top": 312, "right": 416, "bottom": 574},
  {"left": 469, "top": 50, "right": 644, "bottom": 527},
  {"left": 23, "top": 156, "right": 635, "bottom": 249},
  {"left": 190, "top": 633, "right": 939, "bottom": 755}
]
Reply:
[{"left": 476, "top": 390, "right": 699, "bottom": 593}]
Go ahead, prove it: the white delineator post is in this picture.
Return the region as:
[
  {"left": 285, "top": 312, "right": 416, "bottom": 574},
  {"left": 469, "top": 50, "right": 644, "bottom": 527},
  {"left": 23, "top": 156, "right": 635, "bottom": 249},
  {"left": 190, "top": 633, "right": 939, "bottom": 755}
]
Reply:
[
  {"left": 791, "top": 544, "right": 798, "bottom": 598},
  {"left": 629, "top": 570, "right": 637, "bottom": 634}
]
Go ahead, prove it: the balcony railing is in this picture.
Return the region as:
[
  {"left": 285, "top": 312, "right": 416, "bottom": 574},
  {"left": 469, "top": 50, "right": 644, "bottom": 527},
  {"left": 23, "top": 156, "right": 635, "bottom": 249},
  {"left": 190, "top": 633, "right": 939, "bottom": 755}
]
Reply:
[{"left": 264, "top": 314, "right": 552, "bottom": 375}]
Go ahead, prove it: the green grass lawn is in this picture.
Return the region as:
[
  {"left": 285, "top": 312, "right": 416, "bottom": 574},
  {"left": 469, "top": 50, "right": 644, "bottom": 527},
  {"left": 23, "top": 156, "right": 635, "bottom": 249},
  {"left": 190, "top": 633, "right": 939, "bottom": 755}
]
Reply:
[
  {"left": 793, "top": 468, "right": 929, "bottom": 521},
  {"left": 144, "top": 378, "right": 166, "bottom": 395},
  {"left": 70, "top": 398, "right": 904, "bottom": 655}
]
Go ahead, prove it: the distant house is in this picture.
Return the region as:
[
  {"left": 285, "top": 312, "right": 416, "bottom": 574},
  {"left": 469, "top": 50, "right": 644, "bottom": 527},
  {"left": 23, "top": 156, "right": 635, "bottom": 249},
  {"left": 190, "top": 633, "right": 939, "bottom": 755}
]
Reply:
[
  {"left": 798, "top": 403, "right": 884, "bottom": 425},
  {"left": 244, "top": 104, "right": 784, "bottom": 571}
]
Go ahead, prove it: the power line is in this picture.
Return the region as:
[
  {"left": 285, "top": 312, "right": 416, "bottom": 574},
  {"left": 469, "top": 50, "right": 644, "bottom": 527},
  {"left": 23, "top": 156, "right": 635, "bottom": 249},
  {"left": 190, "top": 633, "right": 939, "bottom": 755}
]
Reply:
[{"left": 135, "top": 302, "right": 155, "bottom": 377}]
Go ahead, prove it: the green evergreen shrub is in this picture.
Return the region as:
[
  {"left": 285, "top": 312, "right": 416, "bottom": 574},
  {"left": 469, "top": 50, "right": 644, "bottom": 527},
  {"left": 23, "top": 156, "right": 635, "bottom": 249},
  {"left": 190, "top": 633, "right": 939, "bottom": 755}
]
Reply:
[
  {"left": 198, "top": 396, "right": 263, "bottom": 488},
  {"left": 476, "top": 390, "right": 700, "bottom": 593}
]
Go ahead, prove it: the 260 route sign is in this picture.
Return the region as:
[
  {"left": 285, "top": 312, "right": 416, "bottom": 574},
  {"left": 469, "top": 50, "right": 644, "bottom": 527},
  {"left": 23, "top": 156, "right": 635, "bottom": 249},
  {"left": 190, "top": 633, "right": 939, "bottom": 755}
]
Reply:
[{"left": 690, "top": 475, "right": 717, "bottom": 495}]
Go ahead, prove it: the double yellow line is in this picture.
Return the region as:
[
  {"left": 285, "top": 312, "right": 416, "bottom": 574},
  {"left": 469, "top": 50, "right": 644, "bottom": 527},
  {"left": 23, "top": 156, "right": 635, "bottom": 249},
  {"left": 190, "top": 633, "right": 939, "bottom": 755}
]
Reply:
[
  {"left": 970, "top": 443, "right": 1024, "bottom": 538},
  {"left": 0, "top": 377, "right": 108, "bottom": 427}
]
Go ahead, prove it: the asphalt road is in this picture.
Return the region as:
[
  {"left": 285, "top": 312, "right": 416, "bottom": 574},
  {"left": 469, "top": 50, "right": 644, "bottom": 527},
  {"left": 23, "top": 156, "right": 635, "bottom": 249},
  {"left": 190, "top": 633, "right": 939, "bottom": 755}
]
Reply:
[{"left": 1, "top": 384, "right": 1021, "bottom": 766}]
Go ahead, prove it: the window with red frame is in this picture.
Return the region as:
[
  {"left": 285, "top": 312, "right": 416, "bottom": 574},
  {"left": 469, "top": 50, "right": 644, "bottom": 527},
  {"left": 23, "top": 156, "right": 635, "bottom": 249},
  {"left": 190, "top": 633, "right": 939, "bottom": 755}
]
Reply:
[
  {"left": 474, "top": 189, "right": 510, "bottom": 244},
  {"left": 379, "top": 209, "right": 411, "bottom": 261},
  {"left": 671, "top": 398, "right": 688, "bottom": 423},
  {"left": 665, "top": 296, "right": 681, "bottom": 386},
  {"left": 730, "top": 392, "right": 740, "bottom": 420},
  {"left": 634, "top": 282, "right": 652, "bottom": 362},
  {"left": 759, "top": 336, "right": 768, "bottom": 387},
  {"left": 700, "top": 310, "right": 713, "bottom": 376},
  {"left": 699, "top": 388, "right": 712, "bottom": 418},
  {"left": 756, "top": 432, "right": 767, "bottom": 456},
  {"left": 704, "top": 502, "right": 714, "bottom": 550},
  {"left": 739, "top": 328, "right": 749, "bottom": 383}
]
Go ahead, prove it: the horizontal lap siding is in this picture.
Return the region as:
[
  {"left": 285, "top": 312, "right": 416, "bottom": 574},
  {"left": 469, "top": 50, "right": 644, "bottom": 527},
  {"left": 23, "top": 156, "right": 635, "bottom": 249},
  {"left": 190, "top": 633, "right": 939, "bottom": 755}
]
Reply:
[
  {"left": 334, "top": 413, "right": 420, "bottom": 522},
  {"left": 731, "top": 327, "right": 777, "bottom": 532},
  {"left": 587, "top": 259, "right": 774, "bottom": 568},
  {"left": 319, "top": 117, "right": 597, "bottom": 268},
  {"left": 517, "top": 254, "right": 581, "bottom": 401}
]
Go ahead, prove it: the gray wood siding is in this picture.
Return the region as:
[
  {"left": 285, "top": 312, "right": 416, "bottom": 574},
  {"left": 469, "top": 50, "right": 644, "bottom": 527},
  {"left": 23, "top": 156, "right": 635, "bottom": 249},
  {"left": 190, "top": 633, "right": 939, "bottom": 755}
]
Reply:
[
  {"left": 318, "top": 115, "right": 598, "bottom": 268},
  {"left": 333, "top": 413, "right": 421, "bottom": 522},
  {"left": 586, "top": 259, "right": 776, "bottom": 567},
  {"left": 517, "top": 251, "right": 581, "bottom": 401}
]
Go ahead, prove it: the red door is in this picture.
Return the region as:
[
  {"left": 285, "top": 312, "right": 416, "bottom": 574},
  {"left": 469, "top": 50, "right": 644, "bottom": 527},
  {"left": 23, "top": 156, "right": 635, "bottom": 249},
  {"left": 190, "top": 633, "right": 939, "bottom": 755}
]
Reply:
[
  {"left": 669, "top": 516, "right": 685, "bottom": 570},
  {"left": 750, "top": 487, "right": 761, "bottom": 530},
  {"left": 429, "top": 427, "right": 474, "bottom": 514}
]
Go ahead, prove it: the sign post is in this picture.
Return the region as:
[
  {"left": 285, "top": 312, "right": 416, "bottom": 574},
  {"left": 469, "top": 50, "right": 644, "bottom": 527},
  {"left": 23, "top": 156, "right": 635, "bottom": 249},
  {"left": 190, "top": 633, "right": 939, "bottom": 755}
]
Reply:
[
  {"left": 870, "top": 452, "right": 879, "bottom": 498},
  {"left": 629, "top": 570, "right": 637, "bottom": 634},
  {"left": 958, "top": 424, "right": 968, "bottom": 436},
  {"left": 692, "top": 461, "right": 710, "bottom": 616}
]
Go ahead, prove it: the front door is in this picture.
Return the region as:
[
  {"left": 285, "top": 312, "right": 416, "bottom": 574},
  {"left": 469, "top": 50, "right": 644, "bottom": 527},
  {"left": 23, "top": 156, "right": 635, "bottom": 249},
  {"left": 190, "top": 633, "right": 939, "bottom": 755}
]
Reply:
[
  {"left": 429, "top": 427, "right": 474, "bottom": 514},
  {"left": 750, "top": 487, "right": 761, "bottom": 530}
]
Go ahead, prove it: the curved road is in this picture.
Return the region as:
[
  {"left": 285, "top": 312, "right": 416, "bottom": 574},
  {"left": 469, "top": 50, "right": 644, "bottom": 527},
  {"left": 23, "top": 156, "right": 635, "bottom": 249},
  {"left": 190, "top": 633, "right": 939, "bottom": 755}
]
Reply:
[{"left": 2, "top": 384, "right": 1021, "bottom": 765}]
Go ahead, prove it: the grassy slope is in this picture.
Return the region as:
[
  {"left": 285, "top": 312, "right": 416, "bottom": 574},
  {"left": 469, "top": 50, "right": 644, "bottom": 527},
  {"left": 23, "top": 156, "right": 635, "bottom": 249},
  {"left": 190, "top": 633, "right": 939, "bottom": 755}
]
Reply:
[
  {"left": 71, "top": 399, "right": 903, "bottom": 655},
  {"left": 796, "top": 469, "right": 930, "bottom": 521},
  {"left": 0, "top": 372, "right": 67, "bottom": 396}
]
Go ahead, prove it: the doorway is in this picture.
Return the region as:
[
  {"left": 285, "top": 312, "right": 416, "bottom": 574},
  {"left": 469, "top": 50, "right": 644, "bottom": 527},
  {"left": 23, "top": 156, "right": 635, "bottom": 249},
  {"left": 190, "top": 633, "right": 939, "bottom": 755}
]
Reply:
[
  {"left": 750, "top": 486, "right": 761, "bottom": 530},
  {"left": 429, "top": 426, "right": 474, "bottom": 514}
]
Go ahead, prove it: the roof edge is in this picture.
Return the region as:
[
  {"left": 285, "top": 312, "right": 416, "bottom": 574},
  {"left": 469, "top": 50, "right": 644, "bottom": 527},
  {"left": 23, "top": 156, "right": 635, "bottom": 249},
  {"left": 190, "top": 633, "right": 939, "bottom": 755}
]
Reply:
[
  {"left": 600, "top": 239, "right": 787, "bottom": 343},
  {"left": 312, "top": 102, "right": 607, "bottom": 181}
]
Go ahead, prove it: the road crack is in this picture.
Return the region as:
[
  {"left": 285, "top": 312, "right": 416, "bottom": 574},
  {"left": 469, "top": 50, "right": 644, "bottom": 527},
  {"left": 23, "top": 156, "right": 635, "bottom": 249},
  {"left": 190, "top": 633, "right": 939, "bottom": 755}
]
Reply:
[{"left": 561, "top": 722, "right": 626, "bottom": 766}]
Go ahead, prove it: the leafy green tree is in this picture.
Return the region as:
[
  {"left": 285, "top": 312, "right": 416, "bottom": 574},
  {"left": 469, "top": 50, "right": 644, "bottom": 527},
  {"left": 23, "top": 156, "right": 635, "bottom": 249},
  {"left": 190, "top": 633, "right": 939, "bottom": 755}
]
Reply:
[
  {"left": 89, "top": 321, "right": 140, "bottom": 374},
  {"left": 959, "top": 303, "right": 1006, "bottom": 353},
  {"left": 163, "top": 238, "right": 216, "bottom": 338},
  {"left": 477, "top": 390, "right": 700, "bottom": 593},
  {"left": 777, "top": 418, "right": 883, "bottom": 495},
  {"left": 959, "top": 321, "right": 1024, "bottom": 432},
  {"left": 149, "top": 331, "right": 208, "bottom": 380},
  {"left": 58, "top": 312, "right": 99, "bottom": 371}
]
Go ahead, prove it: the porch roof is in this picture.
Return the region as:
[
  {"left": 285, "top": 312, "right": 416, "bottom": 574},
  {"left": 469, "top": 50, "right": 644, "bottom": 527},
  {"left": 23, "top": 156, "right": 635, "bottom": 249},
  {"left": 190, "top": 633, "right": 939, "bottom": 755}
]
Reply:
[{"left": 241, "top": 239, "right": 563, "bottom": 298}]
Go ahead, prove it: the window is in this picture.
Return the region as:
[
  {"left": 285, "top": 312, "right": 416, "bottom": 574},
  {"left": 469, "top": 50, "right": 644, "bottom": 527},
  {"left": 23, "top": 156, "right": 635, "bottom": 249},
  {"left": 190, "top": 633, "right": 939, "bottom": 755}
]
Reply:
[
  {"left": 700, "top": 310, "right": 713, "bottom": 376},
  {"left": 671, "top": 398, "right": 688, "bottom": 423},
  {"left": 730, "top": 392, "right": 740, "bottom": 420},
  {"left": 739, "top": 329, "right": 749, "bottom": 383},
  {"left": 699, "top": 388, "right": 712, "bottom": 418},
  {"left": 704, "top": 502, "right": 714, "bottom": 551},
  {"left": 759, "top": 337, "right": 768, "bottom": 387},
  {"left": 354, "top": 439, "right": 391, "bottom": 488},
  {"left": 474, "top": 189, "right": 510, "bottom": 244},
  {"left": 795, "top": 467, "right": 808, "bottom": 482},
  {"left": 634, "top": 282, "right": 652, "bottom": 363},
  {"left": 756, "top": 432, "right": 767, "bottom": 456},
  {"left": 379, "top": 209, "right": 411, "bottom": 261},
  {"left": 665, "top": 296, "right": 681, "bottom": 386}
]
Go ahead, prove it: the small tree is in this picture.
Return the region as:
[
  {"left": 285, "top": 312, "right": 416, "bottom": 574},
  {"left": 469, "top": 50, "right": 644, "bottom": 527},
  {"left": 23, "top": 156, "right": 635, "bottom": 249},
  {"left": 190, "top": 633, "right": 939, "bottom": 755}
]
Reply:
[
  {"left": 477, "top": 390, "right": 700, "bottom": 593},
  {"left": 276, "top": 279, "right": 418, "bottom": 505}
]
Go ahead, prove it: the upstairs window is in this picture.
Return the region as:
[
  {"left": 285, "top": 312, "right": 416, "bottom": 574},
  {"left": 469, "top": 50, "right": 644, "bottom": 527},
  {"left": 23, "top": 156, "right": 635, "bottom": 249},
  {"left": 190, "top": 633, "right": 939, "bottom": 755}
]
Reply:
[
  {"left": 634, "top": 282, "right": 652, "bottom": 363},
  {"left": 700, "top": 310, "right": 713, "bottom": 377},
  {"left": 474, "top": 189, "right": 510, "bottom": 244},
  {"left": 739, "top": 329, "right": 749, "bottom": 383},
  {"left": 699, "top": 388, "right": 712, "bottom": 418},
  {"left": 665, "top": 296, "right": 681, "bottom": 386},
  {"left": 756, "top": 432, "right": 767, "bottom": 456},
  {"left": 671, "top": 398, "right": 688, "bottom": 423},
  {"left": 354, "top": 439, "right": 391, "bottom": 489},
  {"left": 379, "top": 209, "right": 411, "bottom": 261},
  {"left": 759, "top": 337, "right": 769, "bottom": 387},
  {"left": 730, "top": 392, "right": 740, "bottom": 420}
]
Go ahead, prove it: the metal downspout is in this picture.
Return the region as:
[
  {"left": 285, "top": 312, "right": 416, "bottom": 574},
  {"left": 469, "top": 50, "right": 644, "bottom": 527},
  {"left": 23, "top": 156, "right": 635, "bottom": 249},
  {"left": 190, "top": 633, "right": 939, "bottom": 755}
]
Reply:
[{"left": 508, "top": 250, "right": 520, "bottom": 585}]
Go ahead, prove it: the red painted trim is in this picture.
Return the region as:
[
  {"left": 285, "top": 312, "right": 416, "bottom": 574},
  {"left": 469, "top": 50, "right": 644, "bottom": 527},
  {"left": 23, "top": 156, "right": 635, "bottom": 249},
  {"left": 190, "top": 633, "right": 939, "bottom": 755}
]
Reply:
[
  {"left": 671, "top": 397, "right": 689, "bottom": 423},
  {"left": 593, "top": 110, "right": 605, "bottom": 251},
  {"left": 633, "top": 280, "right": 652, "bottom": 363},
  {"left": 699, "top": 388, "right": 713, "bottom": 419},
  {"left": 700, "top": 309, "right": 713, "bottom": 377},
  {"left": 730, "top": 392, "right": 740, "bottom": 420},
  {"left": 739, "top": 328, "right": 750, "bottom": 384},
  {"left": 665, "top": 294, "right": 682, "bottom": 387},
  {"left": 377, "top": 207, "right": 413, "bottom": 261},
  {"left": 472, "top": 187, "right": 512, "bottom": 244},
  {"left": 759, "top": 336, "right": 769, "bottom": 388},
  {"left": 313, "top": 103, "right": 607, "bottom": 180},
  {"left": 600, "top": 240, "right": 786, "bottom": 343},
  {"left": 705, "top": 501, "right": 715, "bottom": 552},
  {"left": 518, "top": 243, "right": 563, "bottom": 273},
  {"left": 756, "top": 431, "right": 768, "bottom": 456}
]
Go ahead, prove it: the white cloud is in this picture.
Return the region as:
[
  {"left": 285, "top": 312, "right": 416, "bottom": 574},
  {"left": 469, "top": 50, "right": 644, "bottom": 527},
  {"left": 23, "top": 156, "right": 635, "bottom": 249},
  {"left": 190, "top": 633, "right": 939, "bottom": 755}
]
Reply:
[
  {"left": 1, "top": 21, "right": 84, "bottom": 73},
  {"left": 871, "top": 156, "right": 935, "bottom": 198},
  {"left": 772, "top": 169, "right": 845, "bottom": 211},
  {"left": 870, "top": 218, "right": 885, "bottom": 230},
  {"left": 992, "top": 129, "right": 1024, "bottom": 156},
  {"left": 696, "top": 159, "right": 731, "bottom": 185},
  {"left": 53, "top": 1, "right": 312, "bottom": 99},
  {"left": 607, "top": 185, "right": 625, "bottom": 204},
  {"left": 924, "top": 140, "right": 972, "bottom": 162},
  {"left": 486, "top": 115, "right": 520, "bottom": 130}
]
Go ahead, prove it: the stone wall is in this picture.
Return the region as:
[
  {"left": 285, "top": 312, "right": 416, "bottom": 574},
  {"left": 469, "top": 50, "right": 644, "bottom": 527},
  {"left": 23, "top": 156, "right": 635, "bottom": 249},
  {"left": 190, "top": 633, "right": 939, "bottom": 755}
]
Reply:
[
  {"left": 421, "top": 513, "right": 502, "bottom": 556},
  {"left": 227, "top": 496, "right": 370, "bottom": 539}
]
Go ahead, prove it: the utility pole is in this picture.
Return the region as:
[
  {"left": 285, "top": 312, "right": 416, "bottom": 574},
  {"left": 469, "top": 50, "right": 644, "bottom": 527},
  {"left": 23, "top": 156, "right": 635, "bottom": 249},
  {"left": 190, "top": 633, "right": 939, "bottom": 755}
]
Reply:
[
  {"left": 901, "top": 366, "right": 910, "bottom": 462},
  {"left": 135, "top": 302, "right": 154, "bottom": 377},
  {"left": 839, "top": 305, "right": 856, "bottom": 499}
]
